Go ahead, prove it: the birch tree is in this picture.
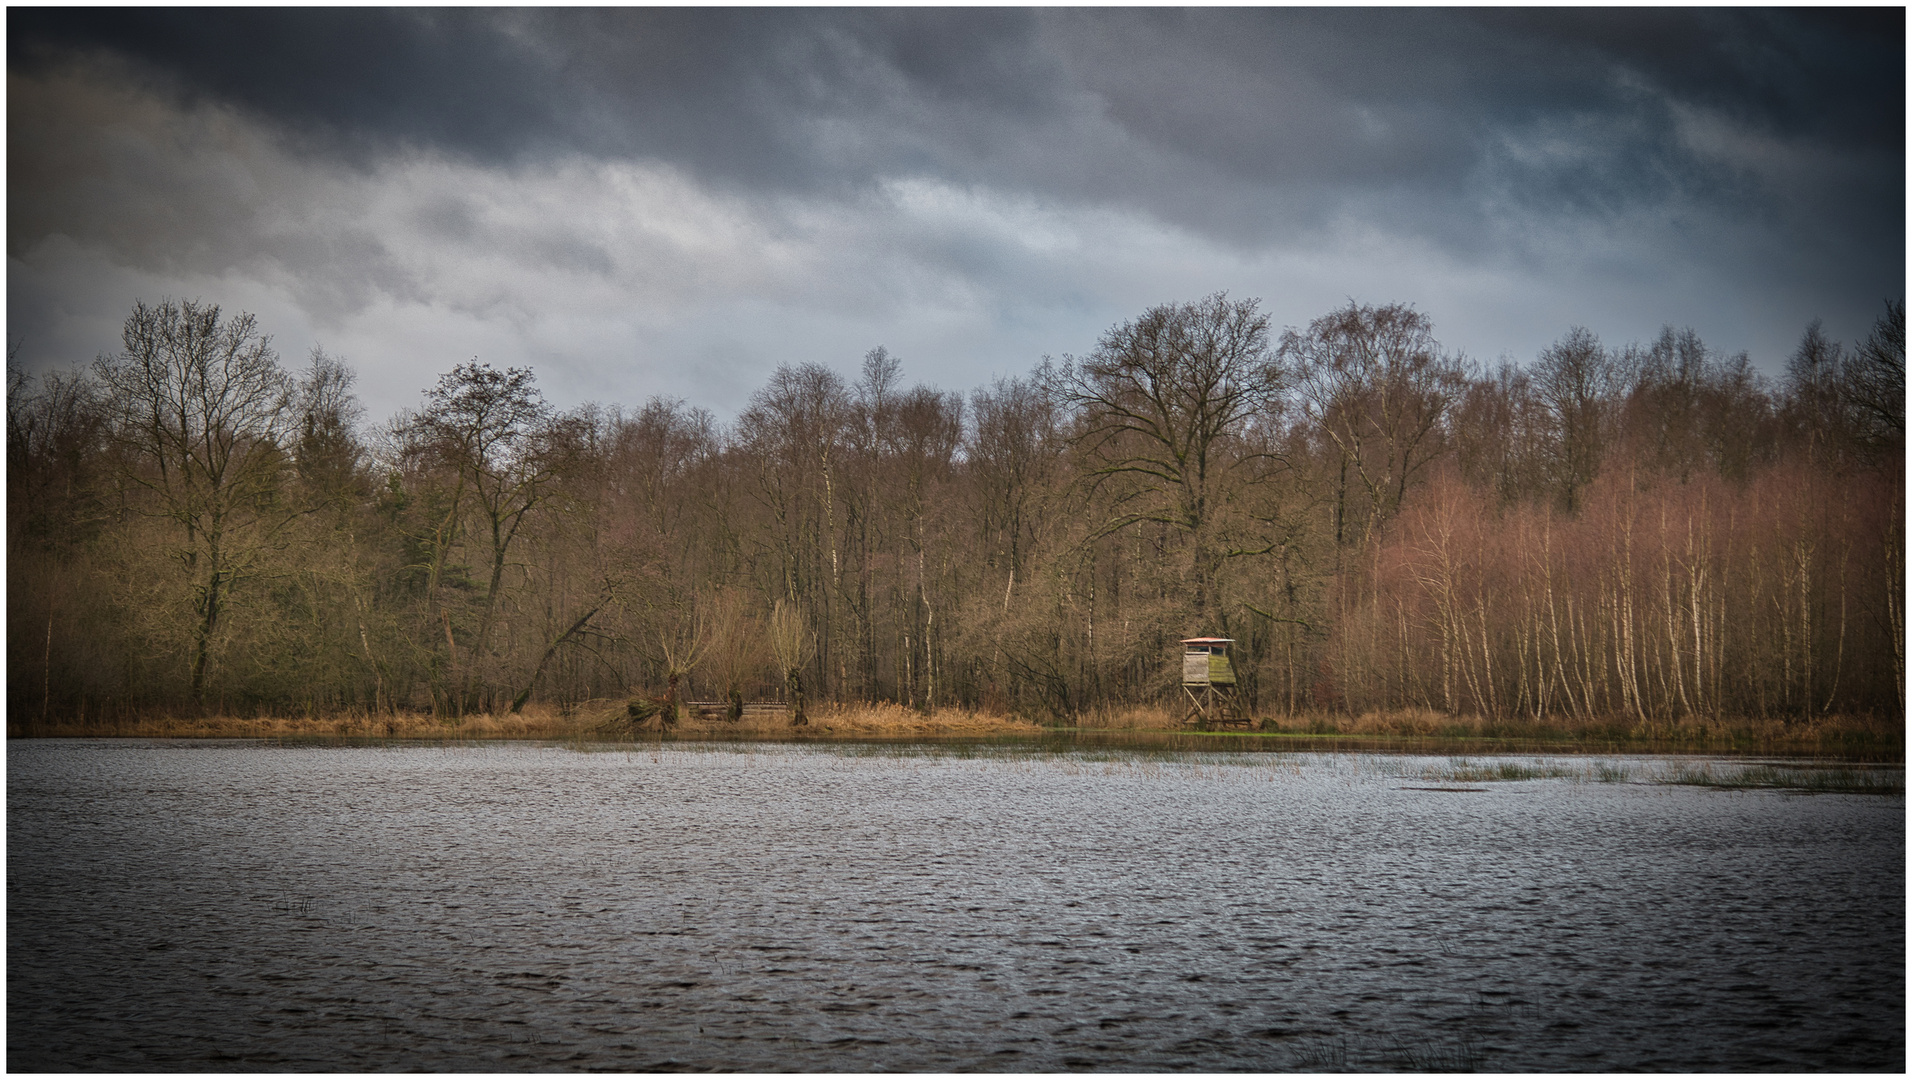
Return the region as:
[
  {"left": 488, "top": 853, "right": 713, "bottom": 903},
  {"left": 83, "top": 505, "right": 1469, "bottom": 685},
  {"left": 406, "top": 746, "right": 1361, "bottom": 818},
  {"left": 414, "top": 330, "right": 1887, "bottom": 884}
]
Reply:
[{"left": 1281, "top": 301, "right": 1464, "bottom": 551}]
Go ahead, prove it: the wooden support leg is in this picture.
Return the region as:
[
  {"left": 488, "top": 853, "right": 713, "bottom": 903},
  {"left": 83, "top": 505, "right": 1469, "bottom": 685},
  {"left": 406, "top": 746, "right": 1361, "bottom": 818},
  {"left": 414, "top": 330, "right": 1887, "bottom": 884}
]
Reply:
[{"left": 1186, "top": 684, "right": 1209, "bottom": 730}]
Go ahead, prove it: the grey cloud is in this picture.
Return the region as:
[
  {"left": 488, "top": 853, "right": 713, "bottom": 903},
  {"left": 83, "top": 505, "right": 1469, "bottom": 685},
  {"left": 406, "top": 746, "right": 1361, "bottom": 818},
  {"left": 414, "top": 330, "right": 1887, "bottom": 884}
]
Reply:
[
  {"left": 412, "top": 196, "right": 481, "bottom": 245},
  {"left": 1456, "top": 8, "right": 1902, "bottom": 148},
  {"left": 1032, "top": 9, "right": 1899, "bottom": 249},
  {"left": 6, "top": 7, "right": 1900, "bottom": 418},
  {"left": 7, "top": 64, "right": 421, "bottom": 318},
  {"left": 526, "top": 234, "right": 616, "bottom": 280},
  {"left": 10, "top": 8, "right": 1898, "bottom": 247},
  {"left": 8, "top": 8, "right": 565, "bottom": 164}
]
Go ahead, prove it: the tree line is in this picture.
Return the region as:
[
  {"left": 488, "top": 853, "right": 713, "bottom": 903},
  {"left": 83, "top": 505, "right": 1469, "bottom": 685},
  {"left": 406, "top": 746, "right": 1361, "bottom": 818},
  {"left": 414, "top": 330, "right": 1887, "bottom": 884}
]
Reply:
[{"left": 9, "top": 293, "right": 1903, "bottom": 725}]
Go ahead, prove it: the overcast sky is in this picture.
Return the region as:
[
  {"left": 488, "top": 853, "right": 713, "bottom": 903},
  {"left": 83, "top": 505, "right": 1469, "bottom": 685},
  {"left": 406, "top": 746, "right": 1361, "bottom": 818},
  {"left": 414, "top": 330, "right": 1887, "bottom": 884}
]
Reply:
[{"left": 8, "top": 7, "right": 1903, "bottom": 423}]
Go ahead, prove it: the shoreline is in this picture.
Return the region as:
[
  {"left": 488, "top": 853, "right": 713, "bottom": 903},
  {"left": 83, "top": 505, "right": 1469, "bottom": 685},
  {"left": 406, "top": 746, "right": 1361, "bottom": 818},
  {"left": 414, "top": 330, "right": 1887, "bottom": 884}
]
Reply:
[{"left": 8, "top": 701, "right": 1900, "bottom": 759}]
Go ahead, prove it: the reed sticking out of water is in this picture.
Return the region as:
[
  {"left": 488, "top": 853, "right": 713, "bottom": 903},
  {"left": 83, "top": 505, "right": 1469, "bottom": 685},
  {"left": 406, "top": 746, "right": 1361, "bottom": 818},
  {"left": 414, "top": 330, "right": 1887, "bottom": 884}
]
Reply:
[
  {"left": 1423, "top": 756, "right": 1903, "bottom": 794},
  {"left": 1659, "top": 762, "right": 1904, "bottom": 794},
  {"left": 1429, "top": 760, "right": 1585, "bottom": 783}
]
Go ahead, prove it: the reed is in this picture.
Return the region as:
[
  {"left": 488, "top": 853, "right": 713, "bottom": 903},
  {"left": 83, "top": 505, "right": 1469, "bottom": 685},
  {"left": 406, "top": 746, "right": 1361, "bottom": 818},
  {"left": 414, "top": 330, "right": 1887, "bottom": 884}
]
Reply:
[
  {"left": 1255, "top": 708, "right": 1899, "bottom": 755},
  {"left": 1660, "top": 762, "right": 1904, "bottom": 795},
  {"left": 8, "top": 699, "right": 1898, "bottom": 760},
  {"left": 1419, "top": 755, "right": 1903, "bottom": 794},
  {"left": 7, "top": 704, "right": 602, "bottom": 740},
  {"left": 1430, "top": 759, "right": 1584, "bottom": 783}
]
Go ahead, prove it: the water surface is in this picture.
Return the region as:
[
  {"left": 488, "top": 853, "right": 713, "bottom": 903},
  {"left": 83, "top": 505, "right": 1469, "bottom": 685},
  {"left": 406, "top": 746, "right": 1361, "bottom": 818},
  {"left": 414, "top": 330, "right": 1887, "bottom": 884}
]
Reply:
[{"left": 9, "top": 739, "right": 1903, "bottom": 1070}]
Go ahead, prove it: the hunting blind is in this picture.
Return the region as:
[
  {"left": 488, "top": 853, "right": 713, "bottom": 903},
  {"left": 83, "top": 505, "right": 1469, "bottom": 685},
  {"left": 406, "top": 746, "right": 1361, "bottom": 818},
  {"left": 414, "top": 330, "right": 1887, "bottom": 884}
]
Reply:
[{"left": 1181, "top": 638, "right": 1248, "bottom": 729}]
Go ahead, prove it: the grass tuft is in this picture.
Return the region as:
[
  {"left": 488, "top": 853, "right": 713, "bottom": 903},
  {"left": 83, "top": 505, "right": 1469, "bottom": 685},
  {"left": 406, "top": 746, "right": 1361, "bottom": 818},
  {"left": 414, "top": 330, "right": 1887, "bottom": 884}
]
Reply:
[
  {"left": 1410, "top": 756, "right": 1902, "bottom": 795},
  {"left": 1430, "top": 758, "right": 1582, "bottom": 783},
  {"left": 1659, "top": 762, "right": 1904, "bottom": 794}
]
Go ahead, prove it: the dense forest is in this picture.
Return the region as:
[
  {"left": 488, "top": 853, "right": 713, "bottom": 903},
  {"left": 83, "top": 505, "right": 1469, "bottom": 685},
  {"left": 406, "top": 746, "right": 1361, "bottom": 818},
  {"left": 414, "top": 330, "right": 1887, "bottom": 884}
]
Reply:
[{"left": 8, "top": 293, "right": 1903, "bottom": 727}]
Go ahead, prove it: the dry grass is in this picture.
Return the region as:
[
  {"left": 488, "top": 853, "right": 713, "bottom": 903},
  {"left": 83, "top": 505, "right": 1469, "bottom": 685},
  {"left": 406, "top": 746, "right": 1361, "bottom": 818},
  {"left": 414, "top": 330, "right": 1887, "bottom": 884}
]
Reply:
[
  {"left": 9, "top": 699, "right": 1897, "bottom": 755},
  {"left": 9, "top": 704, "right": 600, "bottom": 740},
  {"left": 1075, "top": 703, "right": 1183, "bottom": 729},
  {"left": 8, "top": 700, "right": 1046, "bottom": 741},
  {"left": 1256, "top": 707, "right": 1900, "bottom": 753},
  {"left": 619, "top": 701, "right": 1047, "bottom": 739},
  {"left": 1033, "top": 701, "right": 1897, "bottom": 754}
]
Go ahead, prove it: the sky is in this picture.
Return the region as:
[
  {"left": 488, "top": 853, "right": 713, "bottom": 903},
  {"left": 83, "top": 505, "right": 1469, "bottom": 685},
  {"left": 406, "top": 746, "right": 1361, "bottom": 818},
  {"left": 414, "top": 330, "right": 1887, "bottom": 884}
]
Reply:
[{"left": 8, "top": 8, "right": 1904, "bottom": 424}]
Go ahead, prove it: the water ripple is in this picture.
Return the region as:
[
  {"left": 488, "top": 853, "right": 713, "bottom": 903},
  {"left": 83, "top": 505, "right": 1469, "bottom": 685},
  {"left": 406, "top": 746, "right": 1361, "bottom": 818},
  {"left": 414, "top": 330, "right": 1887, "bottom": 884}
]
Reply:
[{"left": 8, "top": 740, "right": 1903, "bottom": 1070}]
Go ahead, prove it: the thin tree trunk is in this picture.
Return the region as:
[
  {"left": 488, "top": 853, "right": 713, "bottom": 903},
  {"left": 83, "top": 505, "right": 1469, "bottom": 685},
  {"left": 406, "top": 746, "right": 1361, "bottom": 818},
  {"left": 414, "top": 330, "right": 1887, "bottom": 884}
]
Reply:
[
  {"left": 511, "top": 599, "right": 607, "bottom": 713},
  {"left": 1796, "top": 538, "right": 1813, "bottom": 723},
  {"left": 1823, "top": 542, "right": 1848, "bottom": 714},
  {"left": 43, "top": 607, "right": 54, "bottom": 724}
]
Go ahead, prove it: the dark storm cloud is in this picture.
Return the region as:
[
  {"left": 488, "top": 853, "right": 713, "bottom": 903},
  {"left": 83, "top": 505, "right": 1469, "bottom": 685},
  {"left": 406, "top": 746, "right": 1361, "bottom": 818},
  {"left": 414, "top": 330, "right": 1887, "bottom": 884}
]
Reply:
[
  {"left": 15, "top": 8, "right": 1898, "bottom": 203},
  {"left": 8, "top": 7, "right": 1902, "bottom": 420},
  {"left": 8, "top": 8, "right": 564, "bottom": 162},
  {"left": 1040, "top": 8, "right": 1902, "bottom": 243},
  {"left": 5, "top": 8, "right": 1069, "bottom": 186},
  {"left": 1461, "top": 8, "right": 1903, "bottom": 147}
]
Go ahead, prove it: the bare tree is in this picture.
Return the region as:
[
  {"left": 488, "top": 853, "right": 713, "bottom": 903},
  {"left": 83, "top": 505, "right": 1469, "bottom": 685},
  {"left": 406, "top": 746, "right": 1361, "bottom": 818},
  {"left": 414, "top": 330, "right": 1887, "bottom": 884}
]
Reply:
[
  {"left": 1452, "top": 362, "right": 1549, "bottom": 507},
  {"left": 768, "top": 599, "right": 816, "bottom": 724},
  {"left": 736, "top": 364, "right": 851, "bottom": 695},
  {"left": 1784, "top": 319, "right": 1850, "bottom": 467},
  {"left": 277, "top": 348, "right": 383, "bottom": 712},
  {"left": 970, "top": 368, "right": 1065, "bottom": 597},
  {"left": 844, "top": 346, "right": 902, "bottom": 701},
  {"left": 892, "top": 384, "right": 962, "bottom": 709},
  {"left": 614, "top": 395, "right": 716, "bottom": 548},
  {"left": 1614, "top": 326, "right": 1773, "bottom": 483},
  {"left": 695, "top": 587, "right": 761, "bottom": 720},
  {"left": 9, "top": 364, "right": 108, "bottom": 548},
  {"left": 1845, "top": 299, "right": 1904, "bottom": 463},
  {"left": 1281, "top": 301, "right": 1465, "bottom": 551},
  {"left": 16, "top": 290, "right": 1906, "bottom": 730},
  {"left": 294, "top": 347, "right": 368, "bottom": 515},
  {"left": 93, "top": 299, "right": 294, "bottom": 705},
  {"left": 396, "top": 361, "right": 565, "bottom": 715},
  {"left": 1530, "top": 326, "right": 1617, "bottom": 511},
  {"left": 1066, "top": 292, "right": 1283, "bottom": 626},
  {"left": 648, "top": 593, "right": 712, "bottom": 726}
]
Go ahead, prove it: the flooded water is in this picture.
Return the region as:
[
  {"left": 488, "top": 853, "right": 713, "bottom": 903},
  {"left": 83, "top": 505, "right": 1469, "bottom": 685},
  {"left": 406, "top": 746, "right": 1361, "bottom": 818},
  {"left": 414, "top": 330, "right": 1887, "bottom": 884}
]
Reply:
[{"left": 9, "top": 739, "right": 1903, "bottom": 1071}]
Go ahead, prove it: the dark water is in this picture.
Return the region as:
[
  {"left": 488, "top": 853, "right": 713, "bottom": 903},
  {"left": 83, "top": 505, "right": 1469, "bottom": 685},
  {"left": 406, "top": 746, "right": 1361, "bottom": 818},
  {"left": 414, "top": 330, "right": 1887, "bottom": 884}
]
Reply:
[{"left": 8, "top": 739, "right": 1903, "bottom": 1071}]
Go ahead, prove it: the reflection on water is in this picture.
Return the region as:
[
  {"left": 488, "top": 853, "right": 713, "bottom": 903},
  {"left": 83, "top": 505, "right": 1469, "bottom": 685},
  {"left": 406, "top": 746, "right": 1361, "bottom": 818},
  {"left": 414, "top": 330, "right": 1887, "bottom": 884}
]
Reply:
[{"left": 9, "top": 739, "right": 1903, "bottom": 1070}]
